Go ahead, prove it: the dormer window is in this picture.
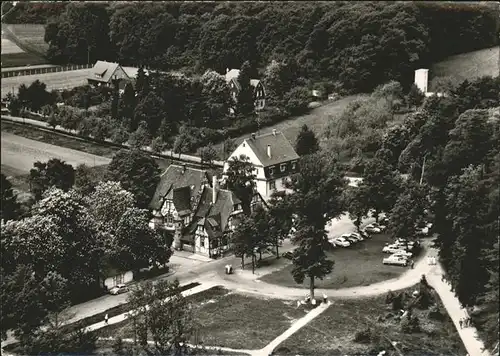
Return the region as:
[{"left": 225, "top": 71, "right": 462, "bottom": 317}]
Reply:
[
  {"left": 292, "top": 162, "right": 297, "bottom": 170},
  {"left": 95, "top": 73, "right": 102, "bottom": 79},
  {"left": 269, "top": 167, "right": 274, "bottom": 176},
  {"left": 280, "top": 164, "right": 286, "bottom": 172}
]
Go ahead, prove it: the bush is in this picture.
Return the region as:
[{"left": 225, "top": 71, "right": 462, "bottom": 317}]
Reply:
[
  {"left": 353, "top": 327, "right": 373, "bottom": 344},
  {"left": 392, "top": 292, "right": 406, "bottom": 311},
  {"left": 401, "top": 312, "right": 421, "bottom": 333},
  {"left": 283, "top": 86, "right": 312, "bottom": 116},
  {"left": 386, "top": 290, "right": 395, "bottom": 304},
  {"left": 427, "top": 304, "right": 445, "bottom": 321}
]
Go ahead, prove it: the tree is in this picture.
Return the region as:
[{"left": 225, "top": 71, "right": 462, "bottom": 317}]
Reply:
[
  {"left": 389, "top": 181, "right": 428, "bottom": 240},
  {"left": 200, "top": 70, "right": 231, "bottom": 125},
  {"left": 134, "top": 67, "right": 149, "bottom": 101},
  {"left": 263, "top": 59, "right": 294, "bottom": 104},
  {"left": 223, "top": 137, "right": 237, "bottom": 160},
  {"left": 267, "top": 192, "right": 293, "bottom": 258},
  {"left": 114, "top": 208, "right": 171, "bottom": 272},
  {"left": 295, "top": 124, "right": 319, "bottom": 156},
  {"left": 47, "top": 111, "right": 60, "bottom": 129},
  {"left": 405, "top": 84, "right": 425, "bottom": 109},
  {"left": 74, "top": 164, "right": 96, "bottom": 196},
  {"left": 282, "top": 153, "right": 347, "bottom": 299},
  {"left": 106, "top": 149, "right": 160, "bottom": 209},
  {"left": 361, "top": 156, "right": 401, "bottom": 221},
  {"left": 119, "top": 82, "right": 136, "bottom": 122},
  {"left": 200, "top": 143, "right": 217, "bottom": 166},
  {"left": 372, "top": 81, "right": 404, "bottom": 113},
  {"left": 1, "top": 173, "right": 20, "bottom": 222},
  {"left": 0, "top": 266, "right": 70, "bottom": 344},
  {"left": 29, "top": 159, "right": 75, "bottom": 200},
  {"left": 224, "top": 154, "right": 256, "bottom": 213},
  {"left": 133, "top": 91, "right": 166, "bottom": 136},
  {"left": 284, "top": 86, "right": 311, "bottom": 116},
  {"left": 86, "top": 181, "right": 135, "bottom": 234},
  {"left": 129, "top": 121, "right": 151, "bottom": 149},
  {"left": 126, "top": 279, "right": 194, "bottom": 355},
  {"left": 151, "top": 136, "right": 165, "bottom": 158},
  {"left": 345, "top": 185, "right": 370, "bottom": 232},
  {"left": 230, "top": 211, "right": 264, "bottom": 273},
  {"left": 111, "top": 125, "right": 130, "bottom": 145},
  {"left": 236, "top": 61, "right": 255, "bottom": 115}
]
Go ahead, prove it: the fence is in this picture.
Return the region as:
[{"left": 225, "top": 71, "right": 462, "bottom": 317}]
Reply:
[{"left": 1, "top": 63, "right": 93, "bottom": 78}]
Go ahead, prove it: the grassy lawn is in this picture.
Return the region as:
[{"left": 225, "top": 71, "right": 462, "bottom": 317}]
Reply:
[
  {"left": 1, "top": 121, "right": 120, "bottom": 158},
  {"left": 1, "top": 51, "right": 49, "bottom": 67},
  {"left": 429, "top": 46, "right": 499, "bottom": 90},
  {"left": 260, "top": 233, "right": 417, "bottom": 289},
  {"left": 274, "top": 284, "right": 466, "bottom": 356},
  {"left": 5, "top": 24, "right": 49, "bottom": 54},
  {"left": 211, "top": 95, "right": 365, "bottom": 159},
  {"left": 98, "top": 286, "right": 310, "bottom": 350}
]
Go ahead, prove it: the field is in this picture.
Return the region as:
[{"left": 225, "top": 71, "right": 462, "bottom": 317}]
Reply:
[
  {"left": 1, "top": 68, "right": 90, "bottom": 98},
  {"left": 274, "top": 284, "right": 466, "bottom": 355},
  {"left": 1, "top": 24, "right": 49, "bottom": 68},
  {"left": 260, "top": 232, "right": 414, "bottom": 289},
  {"left": 429, "top": 46, "right": 499, "bottom": 90},
  {"left": 1, "top": 131, "right": 111, "bottom": 174},
  {"left": 211, "top": 95, "right": 365, "bottom": 158},
  {"left": 98, "top": 286, "right": 309, "bottom": 350}
]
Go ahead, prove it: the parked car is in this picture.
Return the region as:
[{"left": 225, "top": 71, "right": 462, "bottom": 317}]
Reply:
[
  {"left": 347, "top": 236, "right": 360, "bottom": 244},
  {"left": 282, "top": 251, "right": 293, "bottom": 260},
  {"left": 365, "top": 224, "right": 381, "bottom": 234},
  {"left": 342, "top": 233, "right": 361, "bottom": 243},
  {"left": 382, "top": 244, "right": 413, "bottom": 257},
  {"left": 383, "top": 255, "right": 408, "bottom": 267},
  {"left": 332, "top": 237, "right": 351, "bottom": 247},
  {"left": 349, "top": 232, "right": 365, "bottom": 241},
  {"left": 359, "top": 229, "right": 371, "bottom": 238},
  {"left": 371, "top": 222, "right": 387, "bottom": 232},
  {"left": 109, "top": 283, "right": 129, "bottom": 295},
  {"left": 379, "top": 217, "right": 389, "bottom": 226}
]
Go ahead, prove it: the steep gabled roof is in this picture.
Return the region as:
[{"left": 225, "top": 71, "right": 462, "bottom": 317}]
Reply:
[
  {"left": 244, "top": 131, "right": 299, "bottom": 167},
  {"left": 89, "top": 60, "right": 129, "bottom": 83},
  {"left": 225, "top": 69, "right": 261, "bottom": 90},
  {"left": 149, "top": 165, "right": 209, "bottom": 210},
  {"left": 172, "top": 186, "right": 191, "bottom": 212},
  {"left": 194, "top": 186, "right": 241, "bottom": 234}
]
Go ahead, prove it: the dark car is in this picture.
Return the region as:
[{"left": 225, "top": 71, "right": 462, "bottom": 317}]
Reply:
[{"left": 282, "top": 251, "right": 293, "bottom": 260}]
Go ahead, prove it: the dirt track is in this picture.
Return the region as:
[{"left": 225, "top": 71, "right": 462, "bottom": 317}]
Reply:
[{"left": 1, "top": 131, "right": 111, "bottom": 174}]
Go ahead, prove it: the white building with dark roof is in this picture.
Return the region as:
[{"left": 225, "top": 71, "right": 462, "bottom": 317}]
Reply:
[
  {"left": 224, "top": 129, "right": 300, "bottom": 201},
  {"left": 225, "top": 68, "right": 266, "bottom": 110}
]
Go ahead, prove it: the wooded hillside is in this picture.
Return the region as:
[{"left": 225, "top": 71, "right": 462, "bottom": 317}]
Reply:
[{"left": 6, "top": 1, "right": 498, "bottom": 93}]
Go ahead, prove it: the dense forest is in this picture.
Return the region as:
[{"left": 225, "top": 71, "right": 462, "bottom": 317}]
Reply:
[{"left": 5, "top": 1, "right": 499, "bottom": 92}]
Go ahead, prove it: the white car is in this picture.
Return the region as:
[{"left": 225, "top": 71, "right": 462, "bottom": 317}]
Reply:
[
  {"left": 348, "top": 232, "right": 364, "bottom": 241},
  {"left": 372, "top": 222, "right": 387, "bottom": 232},
  {"left": 332, "top": 237, "right": 351, "bottom": 247},
  {"left": 364, "top": 224, "right": 382, "bottom": 234},
  {"left": 109, "top": 283, "right": 129, "bottom": 295},
  {"left": 383, "top": 255, "right": 408, "bottom": 266},
  {"left": 382, "top": 245, "right": 413, "bottom": 257}
]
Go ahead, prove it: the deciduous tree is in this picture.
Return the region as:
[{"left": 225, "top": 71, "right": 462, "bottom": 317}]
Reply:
[
  {"left": 106, "top": 149, "right": 160, "bottom": 209},
  {"left": 389, "top": 181, "right": 428, "bottom": 240},
  {"left": 29, "top": 159, "right": 75, "bottom": 200},
  {"left": 1, "top": 173, "right": 20, "bottom": 222},
  {"left": 200, "top": 143, "right": 217, "bottom": 166},
  {"left": 128, "top": 121, "right": 151, "bottom": 149},
  {"left": 224, "top": 154, "right": 256, "bottom": 213}
]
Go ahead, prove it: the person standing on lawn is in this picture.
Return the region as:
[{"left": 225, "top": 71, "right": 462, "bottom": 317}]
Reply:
[
  {"left": 104, "top": 313, "right": 109, "bottom": 325},
  {"left": 410, "top": 260, "right": 415, "bottom": 269}
]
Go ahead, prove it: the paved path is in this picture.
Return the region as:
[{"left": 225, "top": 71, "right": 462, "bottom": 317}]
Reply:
[
  {"left": 426, "top": 264, "right": 491, "bottom": 356},
  {"left": 257, "top": 302, "right": 331, "bottom": 356}
]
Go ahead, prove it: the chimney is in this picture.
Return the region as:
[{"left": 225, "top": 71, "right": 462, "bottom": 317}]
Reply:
[
  {"left": 212, "top": 175, "right": 218, "bottom": 204},
  {"left": 272, "top": 129, "right": 277, "bottom": 136},
  {"left": 267, "top": 144, "right": 271, "bottom": 158},
  {"left": 251, "top": 133, "right": 256, "bottom": 140}
]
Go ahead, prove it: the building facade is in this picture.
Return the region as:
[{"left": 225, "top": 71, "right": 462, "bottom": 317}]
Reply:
[
  {"left": 225, "top": 68, "right": 266, "bottom": 111},
  {"left": 224, "top": 130, "right": 300, "bottom": 201}
]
